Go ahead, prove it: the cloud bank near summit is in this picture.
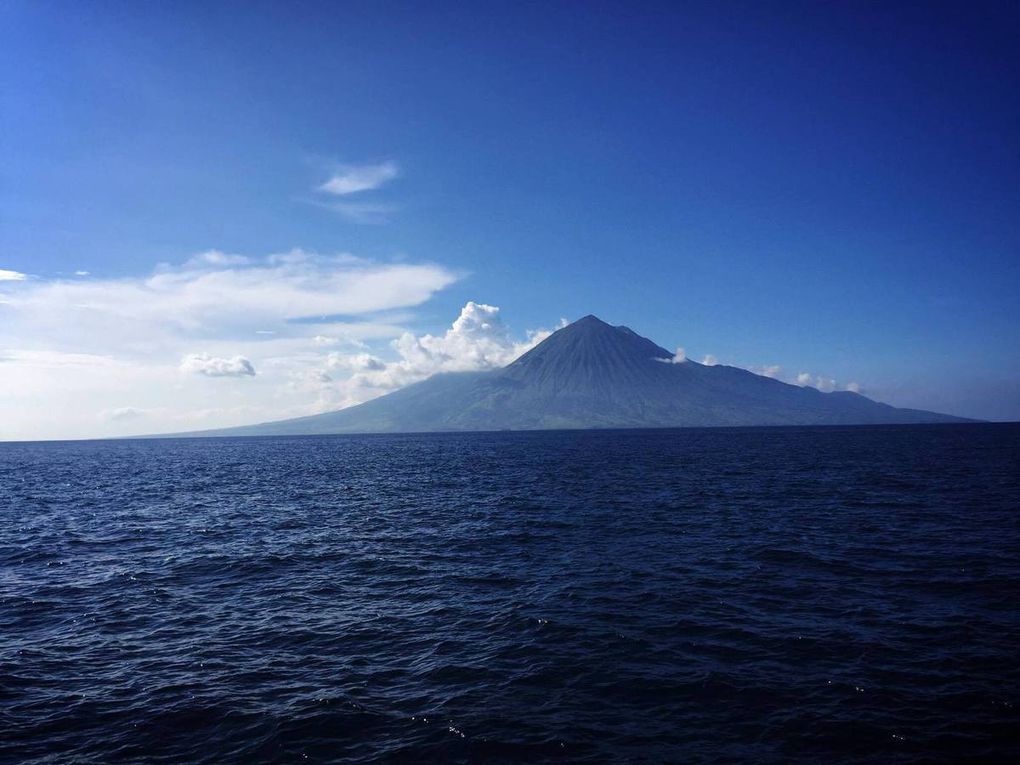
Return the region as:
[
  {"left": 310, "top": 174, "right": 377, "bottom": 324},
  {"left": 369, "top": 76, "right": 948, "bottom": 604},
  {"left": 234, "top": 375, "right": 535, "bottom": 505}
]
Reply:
[{"left": 324, "top": 302, "right": 564, "bottom": 400}]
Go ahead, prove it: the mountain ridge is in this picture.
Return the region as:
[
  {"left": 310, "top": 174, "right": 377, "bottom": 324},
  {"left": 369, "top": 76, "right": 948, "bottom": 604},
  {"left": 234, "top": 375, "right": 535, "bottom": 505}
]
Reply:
[{"left": 167, "top": 315, "right": 972, "bottom": 437}]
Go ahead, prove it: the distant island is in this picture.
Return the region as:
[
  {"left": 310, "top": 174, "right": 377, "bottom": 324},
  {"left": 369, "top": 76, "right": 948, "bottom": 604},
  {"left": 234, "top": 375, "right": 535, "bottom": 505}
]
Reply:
[{"left": 173, "top": 315, "right": 971, "bottom": 437}]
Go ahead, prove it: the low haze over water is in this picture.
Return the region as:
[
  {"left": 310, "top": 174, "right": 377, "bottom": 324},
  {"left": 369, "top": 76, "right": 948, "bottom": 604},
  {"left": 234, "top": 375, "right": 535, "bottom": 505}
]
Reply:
[{"left": 2, "top": 425, "right": 1018, "bottom": 763}]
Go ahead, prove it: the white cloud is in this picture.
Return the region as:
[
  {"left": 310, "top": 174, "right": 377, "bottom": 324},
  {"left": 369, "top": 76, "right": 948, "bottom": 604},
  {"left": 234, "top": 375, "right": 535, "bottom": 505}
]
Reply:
[
  {"left": 74, "top": 270, "right": 90, "bottom": 277},
  {"left": 793, "top": 371, "right": 847, "bottom": 393},
  {"left": 180, "top": 353, "right": 256, "bottom": 378},
  {"left": 749, "top": 364, "right": 782, "bottom": 378},
  {"left": 313, "top": 333, "right": 368, "bottom": 350},
  {"left": 318, "top": 161, "right": 399, "bottom": 196},
  {"left": 326, "top": 352, "right": 387, "bottom": 373},
  {"left": 102, "top": 406, "right": 146, "bottom": 421},
  {"left": 653, "top": 346, "right": 687, "bottom": 364},
  {"left": 0, "top": 249, "right": 456, "bottom": 350},
  {"left": 311, "top": 160, "right": 401, "bottom": 223},
  {"left": 0, "top": 250, "right": 462, "bottom": 440},
  {"left": 0, "top": 269, "right": 28, "bottom": 281},
  {"left": 660, "top": 350, "right": 858, "bottom": 394},
  {"left": 184, "top": 250, "right": 251, "bottom": 268},
  {"left": 815, "top": 376, "right": 837, "bottom": 393},
  {"left": 399, "top": 301, "right": 540, "bottom": 372}
]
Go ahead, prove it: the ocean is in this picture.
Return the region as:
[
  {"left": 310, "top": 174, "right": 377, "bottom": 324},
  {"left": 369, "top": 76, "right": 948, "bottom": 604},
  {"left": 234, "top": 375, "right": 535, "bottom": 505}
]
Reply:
[{"left": 2, "top": 424, "right": 1018, "bottom": 763}]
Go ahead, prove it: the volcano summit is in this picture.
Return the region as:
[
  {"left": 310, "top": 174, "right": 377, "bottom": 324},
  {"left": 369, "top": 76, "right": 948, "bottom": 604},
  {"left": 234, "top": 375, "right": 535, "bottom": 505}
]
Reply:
[{"left": 185, "top": 315, "right": 968, "bottom": 437}]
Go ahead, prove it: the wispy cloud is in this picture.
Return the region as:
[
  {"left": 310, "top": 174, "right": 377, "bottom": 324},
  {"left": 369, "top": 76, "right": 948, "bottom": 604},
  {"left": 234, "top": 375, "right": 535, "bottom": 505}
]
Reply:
[
  {"left": 318, "top": 160, "right": 399, "bottom": 196},
  {"left": 310, "top": 160, "right": 401, "bottom": 224},
  {"left": 322, "top": 201, "right": 397, "bottom": 225},
  {"left": 0, "top": 249, "right": 456, "bottom": 342},
  {"left": 0, "top": 269, "right": 28, "bottom": 282},
  {"left": 102, "top": 406, "right": 147, "bottom": 421},
  {"left": 184, "top": 250, "right": 251, "bottom": 268}
]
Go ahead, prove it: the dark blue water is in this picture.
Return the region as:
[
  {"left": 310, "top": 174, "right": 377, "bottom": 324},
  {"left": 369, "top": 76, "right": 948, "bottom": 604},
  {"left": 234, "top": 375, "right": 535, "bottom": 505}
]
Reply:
[{"left": 2, "top": 425, "right": 1018, "bottom": 763}]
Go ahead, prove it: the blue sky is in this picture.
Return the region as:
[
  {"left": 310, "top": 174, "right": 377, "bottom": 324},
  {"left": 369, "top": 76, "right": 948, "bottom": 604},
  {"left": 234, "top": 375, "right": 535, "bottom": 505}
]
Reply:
[{"left": 2, "top": 1, "right": 1018, "bottom": 438}]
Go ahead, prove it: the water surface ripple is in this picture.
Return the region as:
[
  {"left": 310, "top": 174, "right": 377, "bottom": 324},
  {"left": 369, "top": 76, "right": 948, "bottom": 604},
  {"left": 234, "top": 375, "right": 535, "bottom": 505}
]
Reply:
[{"left": 1, "top": 425, "right": 1018, "bottom": 763}]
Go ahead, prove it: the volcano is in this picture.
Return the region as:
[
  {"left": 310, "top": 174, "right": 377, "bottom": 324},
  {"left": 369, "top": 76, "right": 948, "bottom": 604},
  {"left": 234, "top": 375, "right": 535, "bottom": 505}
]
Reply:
[{"left": 190, "top": 315, "right": 970, "bottom": 436}]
